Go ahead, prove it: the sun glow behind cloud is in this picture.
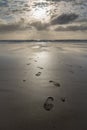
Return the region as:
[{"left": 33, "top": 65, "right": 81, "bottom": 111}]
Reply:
[
  {"left": 32, "top": 7, "right": 48, "bottom": 21},
  {"left": 0, "top": 0, "right": 87, "bottom": 39},
  {"left": 25, "top": 0, "right": 51, "bottom": 23}
]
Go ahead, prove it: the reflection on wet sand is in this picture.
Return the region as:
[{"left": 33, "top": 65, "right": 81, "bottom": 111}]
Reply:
[{"left": 0, "top": 42, "right": 87, "bottom": 130}]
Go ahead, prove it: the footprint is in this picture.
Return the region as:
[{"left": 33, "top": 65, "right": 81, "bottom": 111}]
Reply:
[
  {"left": 69, "top": 70, "right": 74, "bottom": 74},
  {"left": 29, "top": 58, "right": 33, "bottom": 60},
  {"left": 43, "top": 97, "right": 54, "bottom": 111},
  {"left": 49, "top": 80, "right": 54, "bottom": 83},
  {"left": 35, "top": 72, "right": 41, "bottom": 76},
  {"left": 53, "top": 82, "right": 60, "bottom": 87},
  {"left": 34, "top": 60, "right": 37, "bottom": 62},
  {"left": 49, "top": 80, "right": 60, "bottom": 87},
  {"left": 79, "top": 65, "right": 83, "bottom": 69},
  {"left": 37, "top": 67, "right": 44, "bottom": 69},
  {"left": 61, "top": 97, "right": 66, "bottom": 102},
  {"left": 23, "top": 80, "right": 26, "bottom": 82},
  {"left": 26, "top": 63, "right": 31, "bottom": 65},
  {"left": 67, "top": 64, "right": 73, "bottom": 67}
]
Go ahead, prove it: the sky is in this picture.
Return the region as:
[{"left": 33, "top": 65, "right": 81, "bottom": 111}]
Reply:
[{"left": 0, "top": 0, "right": 87, "bottom": 40}]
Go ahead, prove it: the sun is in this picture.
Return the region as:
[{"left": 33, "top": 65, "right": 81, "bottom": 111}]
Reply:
[
  {"left": 29, "top": 1, "right": 51, "bottom": 23},
  {"left": 32, "top": 7, "right": 47, "bottom": 21},
  {"left": 33, "top": 8, "right": 47, "bottom": 20},
  {"left": 25, "top": 0, "right": 51, "bottom": 23}
]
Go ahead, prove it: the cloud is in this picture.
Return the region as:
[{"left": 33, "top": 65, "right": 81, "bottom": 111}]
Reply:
[
  {"left": 46, "top": 0, "right": 85, "bottom": 2},
  {"left": 55, "top": 24, "right": 87, "bottom": 31},
  {"left": 30, "top": 21, "right": 49, "bottom": 31},
  {"left": 0, "top": 0, "right": 8, "bottom": 7},
  {"left": 0, "top": 19, "right": 49, "bottom": 33},
  {"left": 0, "top": 19, "right": 32, "bottom": 33},
  {"left": 0, "top": 24, "right": 21, "bottom": 32},
  {"left": 33, "top": 2, "right": 49, "bottom": 7},
  {"left": 46, "top": 0, "right": 75, "bottom": 2},
  {"left": 51, "top": 13, "right": 79, "bottom": 25},
  {"left": 0, "top": 19, "right": 6, "bottom": 24}
]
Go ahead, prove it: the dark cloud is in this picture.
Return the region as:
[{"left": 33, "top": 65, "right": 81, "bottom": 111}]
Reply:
[
  {"left": 66, "top": 25, "right": 87, "bottom": 31},
  {"left": 33, "top": 2, "right": 49, "bottom": 7},
  {"left": 0, "top": 24, "right": 20, "bottom": 32},
  {"left": 0, "top": 0, "right": 8, "bottom": 7},
  {"left": 47, "top": 0, "right": 74, "bottom": 2},
  {"left": 51, "top": 13, "right": 79, "bottom": 25},
  {"left": 30, "top": 21, "right": 49, "bottom": 31},
  {"left": 0, "top": 20, "right": 48, "bottom": 33},
  {"left": 55, "top": 25, "right": 87, "bottom": 31},
  {"left": 46, "top": 0, "right": 84, "bottom": 2},
  {"left": 0, "top": 19, "right": 31, "bottom": 33}
]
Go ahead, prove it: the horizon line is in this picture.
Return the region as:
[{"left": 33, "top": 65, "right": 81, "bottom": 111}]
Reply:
[{"left": 0, "top": 39, "right": 87, "bottom": 43}]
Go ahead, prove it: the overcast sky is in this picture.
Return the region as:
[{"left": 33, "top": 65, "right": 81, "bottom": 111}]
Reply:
[{"left": 0, "top": 0, "right": 87, "bottom": 39}]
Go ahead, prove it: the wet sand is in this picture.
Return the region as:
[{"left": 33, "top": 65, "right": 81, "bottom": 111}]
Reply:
[{"left": 0, "top": 42, "right": 87, "bottom": 130}]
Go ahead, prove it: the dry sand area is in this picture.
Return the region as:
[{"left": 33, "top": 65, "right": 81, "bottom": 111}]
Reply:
[{"left": 0, "top": 42, "right": 87, "bottom": 130}]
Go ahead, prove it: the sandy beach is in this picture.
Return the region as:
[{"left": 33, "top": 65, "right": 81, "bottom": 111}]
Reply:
[{"left": 0, "top": 42, "right": 87, "bottom": 130}]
